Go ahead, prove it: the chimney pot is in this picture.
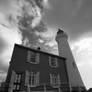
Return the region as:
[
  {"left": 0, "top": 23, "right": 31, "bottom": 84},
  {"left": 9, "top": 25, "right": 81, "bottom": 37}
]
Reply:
[{"left": 37, "top": 47, "right": 40, "bottom": 50}]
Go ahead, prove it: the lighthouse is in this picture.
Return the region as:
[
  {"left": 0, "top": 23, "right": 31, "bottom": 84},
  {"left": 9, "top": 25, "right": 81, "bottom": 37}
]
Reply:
[{"left": 56, "top": 29, "right": 85, "bottom": 90}]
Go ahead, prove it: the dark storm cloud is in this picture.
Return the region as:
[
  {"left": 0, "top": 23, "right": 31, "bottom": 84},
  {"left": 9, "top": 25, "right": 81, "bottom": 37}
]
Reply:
[{"left": 44, "top": 0, "right": 92, "bottom": 40}]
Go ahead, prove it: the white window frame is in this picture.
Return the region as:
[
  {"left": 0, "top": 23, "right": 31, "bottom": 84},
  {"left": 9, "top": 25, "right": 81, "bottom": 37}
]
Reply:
[
  {"left": 50, "top": 73, "right": 60, "bottom": 88},
  {"left": 25, "top": 70, "right": 30, "bottom": 86},
  {"left": 49, "top": 56, "right": 58, "bottom": 68},
  {"left": 13, "top": 72, "right": 22, "bottom": 91},
  {"left": 15, "top": 73, "right": 21, "bottom": 83},
  {"left": 27, "top": 50, "right": 40, "bottom": 64},
  {"left": 9, "top": 71, "right": 16, "bottom": 87},
  {"left": 29, "top": 71, "right": 40, "bottom": 87},
  {"left": 13, "top": 84, "right": 20, "bottom": 90}
]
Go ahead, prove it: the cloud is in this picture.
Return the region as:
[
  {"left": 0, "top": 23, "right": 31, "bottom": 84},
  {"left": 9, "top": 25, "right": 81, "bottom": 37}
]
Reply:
[
  {"left": 0, "top": 25, "right": 22, "bottom": 66},
  {"left": 71, "top": 0, "right": 84, "bottom": 16},
  {"left": 79, "top": 65, "right": 92, "bottom": 89},
  {"left": 0, "top": 0, "right": 11, "bottom": 10},
  {"left": 71, "top": 35, "right": 92, "bottom": 65},
  {"left": 72, "top": 39, "right": 92, "bottom": 66},
  {"left": 44, "top": 0, "right": 92, "bottom": 41},
  {"left": 43, "top": 0, "right": 50, "bottom": 9},
  {"left": 71, "top": 35, "right": 92, "bottom": 88},
  {"left": 0, "top": 0, "right": 17, "bottom": 17},
  {"left": 0, "top": 36, "right": 7, "bottom": 54},
  {"left": 0, "top": 0, "right": 53, "bottom": 73}
]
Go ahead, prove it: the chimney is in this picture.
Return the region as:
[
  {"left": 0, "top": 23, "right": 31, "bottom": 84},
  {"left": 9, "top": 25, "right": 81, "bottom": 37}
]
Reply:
[{"left": 37, "top": 47, "right": 41, "bottom": 50}]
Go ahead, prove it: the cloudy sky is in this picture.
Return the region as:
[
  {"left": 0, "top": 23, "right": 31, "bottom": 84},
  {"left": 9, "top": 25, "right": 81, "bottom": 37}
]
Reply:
[{"left": 0, "top": 0, "right": 92, "bottom": 89}]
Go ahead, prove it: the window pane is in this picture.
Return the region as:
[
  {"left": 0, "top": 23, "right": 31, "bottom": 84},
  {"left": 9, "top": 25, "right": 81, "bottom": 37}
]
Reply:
[
  {"left": 29, "top": 72, "right": 39, "bottom": 87},
  {"left": 27, "top": 51, "right": 39, "bottom": 64},
  {"left": 50, "top": 73, "right": 60, "bottom": 88},
  {"left": 14, "top": 73, "right": 22, "bottom": 83},
  {"left": 49, "top": 56, "right": 58, "bottom": 68}
]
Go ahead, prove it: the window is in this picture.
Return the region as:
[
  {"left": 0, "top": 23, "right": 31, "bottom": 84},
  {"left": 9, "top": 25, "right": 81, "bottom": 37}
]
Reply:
[
  {"left": 27, "top": 50, "right": 40, "bottom": 64},
  {"left": 25, "top": 71, "right": 40, "bottom": 87},
  {"left": 49, "top": 56, "right": 58, "bottom": 68},
  {"left": 14, "top": 73, "right": 21, "bottom": 83},
  {"left": 13, "top": 73, "right": 22, "bottom": 91},
  {"left": 72, "top": 62, "right": 76, "bottom": 68},
  {"left": 50, "top": 73, "right": 60, "bottom": 88},
  {"left": 10, "top": 71, "right": 16, "bottom": 85},
  {"left": 13, "top": 84, "right": 20, "bottom": 90},
  {"left": 29, "top": 72, "right": 39, "bottom": 87}
]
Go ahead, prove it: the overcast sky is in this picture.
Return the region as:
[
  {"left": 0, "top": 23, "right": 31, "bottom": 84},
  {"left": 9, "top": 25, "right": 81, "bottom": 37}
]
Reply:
[{"left": 0, "top": 0, "right": 92, "bottom": 89}]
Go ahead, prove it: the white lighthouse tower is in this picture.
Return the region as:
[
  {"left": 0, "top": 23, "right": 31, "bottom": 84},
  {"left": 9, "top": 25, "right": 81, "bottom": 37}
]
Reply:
[{"left": 56, "top": 29, "right": 85, "bottom": 90}]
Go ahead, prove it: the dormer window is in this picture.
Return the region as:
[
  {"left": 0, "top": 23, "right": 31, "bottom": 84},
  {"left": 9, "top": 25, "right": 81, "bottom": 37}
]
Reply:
[
  {"left": 27, "top": 50, "right": 40, "bottom": 64},
  {"left": 49, "top": 56, "right": 58, "bottom": 68}
]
